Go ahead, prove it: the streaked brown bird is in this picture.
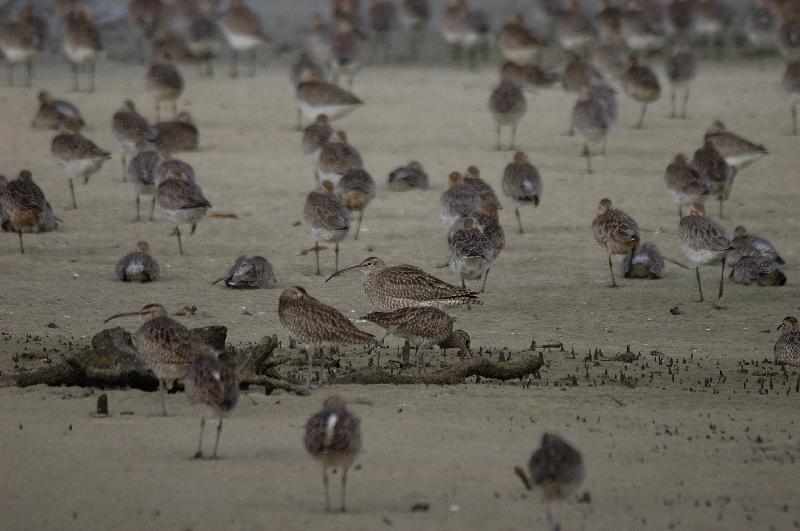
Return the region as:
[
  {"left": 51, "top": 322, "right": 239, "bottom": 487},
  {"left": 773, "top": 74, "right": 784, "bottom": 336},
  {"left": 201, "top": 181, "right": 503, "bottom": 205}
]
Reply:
[
  {"left": 154, "top": 111, "right": 198, "bottom": 154},
  {"left": 703, "top": 120, "right": 768, "bottom": 172},
  {"left": 664, "top": 153, "right": 709, "bottom": 218},
  {"left": 336, "top": 168, "right": 375, "bottom": 240},
  {"left": 156, "top": 170, "right": 211, "bottom": 255},
  {"left": 489, "top": 77, "right": 527, "bottom": 151},
  {"left": 728, "top": 225, "right": 783, "bottom": 265},
  {"left": 621, "top": 55, "right": 660, "bottom": 128},
  {"left": 113, "top": 100, "right": 155, "bottom": 182},
  {"left": 51, "top": 123, "right": 112, "bottom": 209},
  {"left": 502, "top": 151, "right": 542, "bottom": 234},
  {"left": 304, "top": 180, "right": 351, "bottom": 275},
  {"left": 213, "top": 255, "right": 277, "bottom": 289},
  {"left": 222, "top": 0, "right": 270, "bottom": 78},
  {"left": 127, "top": 141, "right": 161, "bottom": 221},
  {"left": 63, "top": 10, "right": 102, "bottom": 92},
  {"left": 115, "top": 241, "right": 160, "bottom": 282},
  {"left": 1, "top": 170, "right": 59, "bottom": 253},
  {"left": 32, "top": 91, "right": 84, "bottom": 131},
  {"left": 775, "top": 317, "right": 800, "bottom": 366},
  {"left": 729, "top": 256, "right": 786, "bottom": 287},
  {"left": 665, "top": 41, "right": 697, "bottom": 119},
  {"left": 294, "top": 71, "right": 363, "bottom": 129},
  {"left": 146, "top": 52, "right": 185, "bottom": 122},
  {"left": 592, "top": 198, "right": 640, "bottom": 287},
  {"left": 677, "top": 203, "right": 731, "bottom": 302}
]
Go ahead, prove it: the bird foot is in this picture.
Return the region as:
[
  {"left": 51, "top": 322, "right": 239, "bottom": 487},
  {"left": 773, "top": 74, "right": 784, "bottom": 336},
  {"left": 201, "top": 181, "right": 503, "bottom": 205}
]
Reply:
[
  {"left": 607, "top": 282, "right": 618, "bottom": 288},
  {"left": 192, "top": 451, "right": 204, "bottom": 460}
]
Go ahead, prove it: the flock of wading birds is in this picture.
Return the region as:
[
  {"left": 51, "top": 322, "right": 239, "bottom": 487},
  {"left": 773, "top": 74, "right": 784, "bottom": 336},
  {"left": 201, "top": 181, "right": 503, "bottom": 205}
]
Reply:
[{"left": 2, "top": 0, "right": 800, "bottom": 517}]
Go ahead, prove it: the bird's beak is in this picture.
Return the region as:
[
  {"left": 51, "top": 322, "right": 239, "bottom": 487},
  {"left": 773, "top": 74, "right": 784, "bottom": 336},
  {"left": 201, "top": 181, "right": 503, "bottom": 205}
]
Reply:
[
  {"left": 777, "top": 323, "right": 785, "bottom": 331},
  {"left": 325, "top": 264, "right": 363, "bottom": 282},
  {"left": 104, "top": 311, "right": 141, "bottom": 324},
  {"left": 212, "top": 277, "right": 226, "bottom": 285}
]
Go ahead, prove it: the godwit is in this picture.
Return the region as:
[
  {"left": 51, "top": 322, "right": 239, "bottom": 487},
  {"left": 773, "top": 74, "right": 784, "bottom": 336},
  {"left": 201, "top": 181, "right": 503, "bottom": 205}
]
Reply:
[
  {"left": 498, "top": 13, "right": 543, "bottom": 66},
  {"left": 621, "top": 55, "right": 660, "bottom": 128},
  {"left": 326, "top": 256, "right": 482, "bottom": 310},
  {"left": 400, "top": 0, "right": 430, "bottom": 61},
  {"left": 115, "top": 241, "right": 160, "bottom": 282},
  {"left": 441, "top": 0, "right": 468, "bottom": 64},
  {"left": 0, "top": 171, "right": 58, "bottom": 253},
  {"left": 112, "top": 100, "right": 155, "bottom": 181},
  {"left": 213, "top": 255, "right": 277, "bottom": 289},
  {"left": 302, "top": 114, "right": 333, "bottom": 181},
  {"left": 664, "top": 153, "right": 709, "bottom": 218},
  {"left": 677, "top": 203, "right": 731, "bottom": 302},
  {"left": 336, "top": 169, "right": 375, "bottom": 240},
  {"left": 104, "top": 303, "right": 195, "bottom": 416},
  {"left": 368, "top": 0, "right": 397, "bottom": 64},
  {"left": 363, "top": 307, "right": 467, "bottom": 371},
  {"left": 745, "top": 0, "right": 777, "bottom": 53},
  {"left": 128, "top": 0, "right": 164, "bottom": 62},
  {"left": 489, "top": 77, "right": 527, "bottom": 151},
  {"left": 461, "top": 5, "right": 491, "bottom": 69},
  {"left": 572, "top": 85, "right": 613, "bottom": 174},
  {"left": 440, "top": 172, "right": 482, "bottom": 231},
  {"left": 501, "top": 62, "right": 561, "bottom": 90},
  {"left": 306, "top": 13, "right": 332, "bottom": 67},
  {"left": 304, "top": 180, "right": 350, "bottom": 275},
  {"left": 728, "top": 225, "right": 784, "bottom": 265},
  {"left": 146, "top": 52, "right": 184, "bottom": 122},
  {"left": 502, "top": 151, "right": 542, "bottom": 234},
  {"left": 592, "top": 198, "right": 640, "bottom": 287},
  {"left": 691, "top": 140, "right": 733, "bottom": 218},
  {"left": 32, "top": 91, "right": 84, "bottom": 131},
  {"left": 463, "top": 166, "right": 500, "bottom": 207},
  {"left": 775, "top": 317, "right": 800, "bottom": 366},
  {"left": 666, "top": 41, "right": 697, "bottom": 119},
  {"left": 51, "top": 122, "right": 111, "bottom": 209},
  {"left": 279, "top": 287, "right": 374, "bottom": 387},
  {"left": 729, "top": 257, "right": 786, "bottom": 287},
  {"left": 619, "top": 0, "right": 666, "bottom": 55},
  {"left": 782, "top": 60, "right": 800, "bottom": 135},
  {"left": 703, "top": 120, "right": 768, "bottom": 171},
  {"left": 448, "top": 217, "right": 492, "bottom": 291},
  {"left": 294, "top": 71, "right": 363, "bottom": 130},
  {"left": 155, "top": 158, "right": 196, "bottom": 184},
  {"left": 221, "top": 0, "right": 270, "bottom": 78},
  {"left": 473, "top": 198, "right": 505, "bottom": 291},
  {"left": 0, "top": 14, "right": 39, "bottom": 86},
  {"left": 156, "top": 169, "right": 211, "bottom": 255},
  {"left": 63, "top": 10, "right": 102, "bottom": 92},
  {"left": 317, "top": 130, "right": 363, "bottom": 185},
  {"left": 330, "top": 19, "right": 363, "bottom": 87},
  {"left": 187, "top": 14, "right": 220, "bottom": 78},
  {"left": 693, "top": 0, "right": 731, "bottom": 57},
  {"left": 388, "top": 161, "right": 429, "bottom": 191},
  {"left": 184, "top": 346, "right": 239, "bottom": 459},
  {"left": 304, "top": 396, "right": 362, "bottom": 512},
  {"left": 291, "top": 52, "right": 325, "bottom": 88},
  {"left": 154, "top": 111, "right": 198, "bottom": 153},
  {"left": 621, "top": 241, "right": 665, "bottom": 279},
  {"left": 555, "top": 1, "right": 597, "bottom": 54},
  {"left": 562, "top": 53, "right": 605, "bottom": 95}
]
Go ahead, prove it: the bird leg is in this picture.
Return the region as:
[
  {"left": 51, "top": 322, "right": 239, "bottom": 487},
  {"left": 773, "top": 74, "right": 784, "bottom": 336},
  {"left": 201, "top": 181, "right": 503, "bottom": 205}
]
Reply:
[
  {"left": 792, "top": 104, "right": 798, "bottom": 136},
  {"left": 601, "top": 137, "right": 607, "bottom": 155},
  {"left": 190, "top": 223, "right": 198, "bottom": 235},
  {"left": 71, "top": 62, "right": 78, "bottom": 92},
  {"left": 669, "top": 85, "right": 676, "bottom": 118},
  {"left": 69, "top": 177, "right": 77, "bottom": 209},
  {"left": 149, "top": 196, "right": 156, "bottom": 221},
  {"left": 695, "top": 266, "right": 704, "bottom": 302},
  {"left": 159, "top": 378, "right": 168, "bottom": 416},
  {"left": 334, "top": 242, "right": 340, "bottom": 271},
  {"left": 230, "top": 49, "right": 239, "bottom": 78},
  {"left": 340, "top": 467, "right": 349, "bottom": 512},
  {"left": 6, "top": 61, "right": 12, "bottom": 86},
  {"left": 175, "top": 225, "right": 184, "bottom": 255},
  {"left": 509, "top": 125, "right": 517, "bottom": 151},
  {"left": 155, "top": 100, "right": 161, "bottom": 123},
  {"left": 135, "top": 194, "right": 141, "bottom": 222},
  {"left": 718, "top": 197, "right": 725, "bottom": 220},
  {"left": 320, "top": 348, "right": 325, "bottom": 387},
  {"left": 681, "top": 87, "right": 690, "bottom": 119},
  {"left": 249, "top": 49, "right": 257, "bottom": 77},
  {"left": 314, "top": 240, "right": 321, "bottom": 275},
  {"left": 515, "top": 207, "right": 523, "bottom": 234},
  {"left": 583, "top": 144, "right": 593, "bottom": 175},
  {"left": 323, "top": 467, "right": 331, "bottom": 513},
  {"left": 212, "top": 417, "right": 223, "bottom": 459},
  {"left": 354, "top": 210, "right": 364, "bottom": 240},
  {"left": 193, "top": 417, "right": 205, "bottom": 459},
  {"left": 296, "top": 108, "right": 303, "bottom": 131},
  {"left": 17, "top": 228, "right": 24, "bottom": 254},
  {"left": 415, "top": 346, "right": 422, "bottom": 374},
  {"left": 495, "top": 126, "right": 501, "bottom": 151},
  {"left": 635, "top": 103, "right": 647, "bottom": 129},
  {"left": 718, "top": 255, "right": 726, "bottom": 299},
  {"left": 481, "top": 268, "right": 490, "bottom": 293},
  {"left": 607, "top": 254, "right": 617, "bottom": 287},
  {"left": 121, "top": 152, "right": 127, "bottom": 182},
  {"left": 25, "top": 59, "right": 32, "bottom": 87},
  {"left": 89, "top": 62, "right": 96, "bottom": 93}
]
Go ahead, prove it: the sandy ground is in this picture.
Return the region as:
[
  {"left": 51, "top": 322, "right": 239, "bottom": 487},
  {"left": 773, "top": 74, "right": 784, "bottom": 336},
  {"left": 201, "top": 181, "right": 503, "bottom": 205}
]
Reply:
[{"left": 1, "top": 54, "right": 799, "bottom": 530}]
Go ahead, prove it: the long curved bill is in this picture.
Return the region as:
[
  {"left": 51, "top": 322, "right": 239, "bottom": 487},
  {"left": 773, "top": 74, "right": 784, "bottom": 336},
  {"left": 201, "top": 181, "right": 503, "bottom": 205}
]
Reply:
[
  {"left": 104, "top": 311, "right": 141, "bottom": 324},
  {"left": 777, "top": 323, "right": 785, "bottom": 331},
  {"left": 325, "top": 264, "right": 363, "bottom": 283},
  {"left": 212, "top": 277, "right": 227, "bottom": 285}
]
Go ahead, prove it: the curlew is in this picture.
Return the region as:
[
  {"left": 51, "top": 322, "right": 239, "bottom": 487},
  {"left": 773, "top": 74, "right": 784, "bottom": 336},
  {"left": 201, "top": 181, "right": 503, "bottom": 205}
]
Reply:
[
  {"left": 222, "top": 0, "right": 270, "bottom": 78},
  {"left": 775, "top": 317, "right": 800, "bottom": 366},
  {"left": 291, "top": 52, "right": 325, "bottom": 88},
  {"left": 156, "top": 169, "right": 211, "bottom": 255},
  {"left": 501, "top": 61, "right": 561, "bottom": 91},
  {"left": 116, "top": 241, "right": 160, "bottom": 282},
  {"left": 113, "top": 100, "right": 155, "bottom": 182},
  {"left": 489, "top": 77, "right": 527, "bottom": 151},
  {"left": 304, "top": 180, "right": 350, "bottom": 275},
  {"left": 665, "top": 41, "right": 697, "bottom": 119},
  {"left": 664, "top": 153, "right": 709, "bottom": 218},
  {"left": 336, "top": 169, "right": 375, "bottom": 240},
  {"left": 592, "top": 198, "right": 640, "bottom": 287},
  {"left": 388, "top": 161, "right": 428, "bottom": 191},
  {"left": 304, "top": 396, "right": 362, "bottom": 512},
  {"left": 213, "top": 255, "right": 277, "bottom": 289},
  {"left": 621, "top": 55, "right": 660, "bottom": 128},
  {"left": 677, "top": 203, "right": 731, "bottom": 302},
  {"left": 32, "top": 91, "right": 84, "bottom": 131},
  {"left": 184, "top": 347, "right": 239, "bottom": 459},
  {"left": 0, "top": 171, "right": 59, "bottom": 253},
  {"left": 279, "top": 287, "right": 374, "bottom": 387},
  {"left": 326, "top": 256, "right": 482, "bottom": 310},
  {"left": 502, "top": 151, "right": 542, "bottom": 234},
  {"left": 51, "top": 122, "right": 111, "bottom": 209},
  {"left": 63, "top": 10, "right": 102, "bottom": 93}
]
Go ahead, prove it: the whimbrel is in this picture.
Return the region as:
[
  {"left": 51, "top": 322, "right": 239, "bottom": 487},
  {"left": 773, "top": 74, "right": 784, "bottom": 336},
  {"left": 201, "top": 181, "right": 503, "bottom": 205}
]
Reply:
[
  {"left": 729, "top": 257, "right": 786, "bottom": 287},
  {"left": 1, "top": 171, "right": 58, "bottom": 253},
  {"left": 489, "top": 77, "right": 527, "bottom": 151},
  {"left": 104, "top": 303, "right": 195, "bottom": 416},
  {"left": 336, "top": 169, "right": 375, "bottom": 240},
  {"left": 666, "top": 42, "right": 697, "bottom": 119},
  {"left": 775, "top": 317, "right": 800, "bottom": 366},
  {"left": 63, "top": 10, "right": 102, "bottom": 92},
  {"left": 146, "top": 52, "right": 184, "bottom": 122},
  {"left": 304, "top": 180, "right": 350, "bottom": 275},
  {"left": 155, "top": 158, "right": 196, "bottom": 184},
  {"left": 317, "top": 131, "right": 363, "bottom": 185},
  {"left": 369, "top": 0, "right": 397, "bottom": 64},
  {"left": 498, "top": 13, "right": 542, "bottom": 65},
  {"left": 326, "top": 256, "right": 482, "bottom": 310},
  {"left": 502, "top": 151, "right": 542, "bottom": 234},
  {"left": 213, "top": 255, "right": 277, "bottom": 289},
  {"left": 592, "top": 198, "right": 640, "bottom": 287},
  {"left": 184, "top": 346, "right": 239, "bottom": 459},
  {"left": 222, "top": 0, "right": 269, "bottom": 78},
  {"left": 703, "top": 120, "right": 768, "bottom": 171},
  {"left": 154, "top": 111, "right": 199, "bottom": 154},
  {"left": 388, "top": 161, "right": 429, "bottom": 191},
  {"left": 664, "top": 153, "right": 709, "bottom": 218},
  {"left": 51, "top": 123, "right": 111, "bottom": 209},
  {"left": 728, "top": 225, "right": 784, "bottom": 265},
  {"left": 33, "top": 91, "right": 84, "bottom": 131},
  {"left": 279, "top": 287, "right": 374, "bottom": 387},
  {"left": 678, "top": 203, "right": 731, "bottom": 302},
  {"left": 304, "top": 396, "right": 362, "bottom": 512},
  {"left": 116, "top": 241, "right": 160, "bottom": 282},
  {"left": 621, "top": 55, "right": 660, "bottom": 128},
  {"left": 156, "top": 170, "right": 211, "bottom": 255},
  {"left": 113, "top": 100, "right": 155, "bottom": 182}
]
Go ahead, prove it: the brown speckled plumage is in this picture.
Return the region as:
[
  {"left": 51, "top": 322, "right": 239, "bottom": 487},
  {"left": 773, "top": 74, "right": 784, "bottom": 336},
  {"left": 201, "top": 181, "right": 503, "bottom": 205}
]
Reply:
[
  {"left": 691, "top": 140, "right": 734, "bottom": 218},
  {"left": 336, "top": 169, "right": 375, "bottom": 240},
  {"left": 154, "top": 112, "right": 198, "bottom": 153},
  {"left": 302, "top": 114, "right": 333, "bottom": 164},
  {"left": 115, "top": 241, "right": 160, "bottom": 282},
  {"left": 295, "top": 78, "right": 363, "bottom": 124},
  {"left": 622, "top": 241, "right": 665, "bottom": 279},
  {"left": 304, "top": 180, "right": 350, "bottom": 275},
  {"left": 304, "top": 395, "right": 362, "bottom": 512},
  {"left": 215, "top": 255, "right": 277, "bottom": 289},
  {"left": 622, "top": 56, "right": 660, "bottom": 128},
  {"left": 729, "top": 226, "right": 783, "bottom": 264},
  {"left": 156, "top": 173, "right": 211, "bottom": 255},
  {"left": 147, "top": 59, "right": 184, "bottom": 121},
  {"left": 279, "top": 286, "right": 375, "bottom": 347},
  {"left": 678, "top": 204, "right": 730, "bottom": 301},
  {"left": 664, "top": 153, "right": 709, "bottom": 217},
  {"left": 63, "top": 10, "right": 102, "bottom": 92},
  {"left": 527, "top": 433, "right": 585, "bottom": 502},
  {"left": 388, "top": 161, "right": 428, "bottom": 191},
  {"left": 440, "top": 172, "right": 483, "bottom": 230},
  {"left": 32, "top": 91, "right": 83, "bottom": 130},
  {"left": 489, "top": 78, "right": 527, "bottom": 150},
  {"left": 703, "top": 120, "right": 768, "bottom": 170},
  {"left": 1, "top": 171, "right": 58, "bottom": 253},
  {"left": 729, "top": 256, "right": 786, "bottom": 286},
  {"left": 449, "top": 217, "right": 492, "bottom": 290},
  {"left": 317, "top": 131, "right": 363, "bottom": 185},
  {"left": 502, "top": 151, "right": 542, "bottom": 234},
  {"left": 592, "top": 198, "right": 640, "bottom": 287},
  {"left": 128, "top": 142, "right": 160, "bottom": 221},
  {"left": 775, "top": 317, "right": 800, "bottom": 366}
]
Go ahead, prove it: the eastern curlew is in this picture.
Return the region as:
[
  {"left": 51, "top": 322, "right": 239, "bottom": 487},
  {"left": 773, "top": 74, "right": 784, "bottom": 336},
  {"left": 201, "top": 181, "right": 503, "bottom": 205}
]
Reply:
[
  {"left": 115, "top": 241, "right": 160, "bottom": 282},
  {"left": 703, "top": 120, "right": 768, "bottom": 171},
  {"left": 592, "top": 198, "right": 640, "bottom": 287}
]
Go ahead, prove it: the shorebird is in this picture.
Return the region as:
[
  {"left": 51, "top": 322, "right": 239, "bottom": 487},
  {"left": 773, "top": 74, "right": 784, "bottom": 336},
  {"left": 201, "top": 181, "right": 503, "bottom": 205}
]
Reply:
[
  {"left": 664, "top": 153, "right": 709, "bottom": 218},
  {"left": 213, "top": 255, "right": 277, "bottom": 289},
  {"left": 129, "top": 0, "right": 164, "bottom": 62},
  {"left": 621, "top": 55, "right": 660, "bottom": 128},
  {"left": 187, "top": 14, "right": 220, "bottom": 78},
  {"left": 154, "top": 112, "right": 198, "bottom": 153},
  {"left": 388, "top": 161, "right": 429, "bottom": 191},
  {"left": 330, "top": 20, "right": 363, "bottom": 87},
  {"left": 572, "top": 85, "right": 613, "bottom": 174},
  {"left": 555, "top": 1, "right": 597, "bottom": 54},
  {"left": 104, "top": 303, "right": 195, "bottom": 416},
  {"left": 678, "top": 203, "right": 731, "bottom": 302},
  {"left": 304, "top": 180, "right": 350, "bottom": 275},
  {"left": 501, "top": 62, "right": 561, "bottom": 90},
  {"left": 153, "top": 31, "right": 194, "bottom": 62},
  {"left": 16, "top": 5, "right": 46, "bottom": 51},
  {"left": 775, "top": 317, "right": 800, "bottom": 366},
  {"left": 489, "top": 77, "right": 527, "bottom": 151},
  {"left": 304, "top": 396, "right": 362, "bottom": 512},
  {"left": 619, "top": 0, "right": 666, "bottom": 55},
  {"left": 592, "top": 198, "right": 640, "bottom": 287},
  {"left": 462, "top": 166, "right": 501, "bottom": 210},
  {"left": 448, "top": 217, "right": 492, "bottom": 292},
  {"left": 667, "top": 0, "right": 694, "bottom": 36},
  {"left": 156, "top": 170, "right": 211, "bottom": 255},
  {"left": 777, "top": 3, "right": 800, "bottom": 61},
  {"left": 363, "top": 307, "right": 468, "bottom": 371},
  {"left": 441, "top": 0, "right": 468, "bottom": 64},
  {"left": 783, "top": 60, "right": 800, "bottom": 135},
  {"left": 502, "top": 151, "right": 542, "bottom": 234},
  {"left": 368, "top": 0, "right": 396, "bottom": 64},
  {"left": 116, "top": 241, "right": 160, "bottom": 282},
  {"left": 693, "top": 0, "right": 730, "bottom": 57},
  {"left": 440, "top": 172, "right": 481, "bottom": 231},
  {"left": 294, "top": 71, "right": 363, "bottom": 130},
  {"left": 51, "top": 123, "right": 112, "bottom": 209},
  {"left": 336, "top": 169, "right": 375, "bottom": 240},
  {"left": 461, "top": 5, "right": 491, "bottom": 69},
  {"left": 691, "top": 140, "right": 733, "bottom": 218},
  {"left": 279, "top": 287, "right": 374, "bottom": 387},
  {"left": 745, "top": 0, "right": 777, "bottom": 53},
  {"left": 518, "top": 433, "right": 585, "bottom": 530},
  {"left": 473, "top": 198, "right": 505, "bottom": 291},
  {"left": 562, "top": 53, "right": 605, "bottom": 95},
  {"left": 32, "top": 91, "right": 84, "bottom": 131},
  {"left": 146, "top": 52, "right": 184, "bottom": 122},
  {"left": 222, "top": 0, "right": 270, "bottom": 78},
  {"left": 0, "top": 14, "right": 39, "bottom": 86},
  {"left": 155, "top": 158, "right": 196, "bottom": 184},
  {"left": 184, "top": 347, "right": 239, "bottom": 459},
  {"left": 317, "top": 131, "right": 363, "bottom": 185},
  {"left": 666, "top": 42, "right": 697, "bottom": 119},
  {"left": 728, "top": 225, "right": 784, "bottom": 265},
  {"left": 498, "top": 13, "right": 543, "bottom": 66},
  {"left": 326, "top": 256, "right": 482, "bottom": 310},
  {"left": 302, "top": 114, "right": 333, "bottom": 180},
  {"left": 620, "top": 241, "right": 690, "bottom": 279},
  {"left": 729, "top": 256, "right": 786, "bottom": 287},
  {"left": 592, "top": 34, "right": 631, "bottom": 80},
  {"left": 595, "top": 0, "right": 622, "bottom": 41},
  {"left": 1, "top": 171, "right": 58, "bottom": 253},
  {"left": 291, "top": 52, "right": 325, "bottom": 88},
  {"left": 113, "top": 100, "right": 155, "bottom": 181},
  {"left": 704, "top": 120, "right": 768, "bottom": 171},
  {"left": 306, "top": 12, "right": 332, "bottom": 67},
  {"left": 400, "top": 0, "right": 430, "bottom": 61},
  {"left": 63, "top": 10, "right": 102, "bottom": 92}
]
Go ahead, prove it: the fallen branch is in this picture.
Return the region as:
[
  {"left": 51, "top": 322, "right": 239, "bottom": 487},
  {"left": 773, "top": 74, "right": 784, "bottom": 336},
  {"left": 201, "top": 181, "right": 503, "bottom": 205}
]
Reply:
[{"left": 238, "top": 374, "right": 310, "bottom": 396}]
